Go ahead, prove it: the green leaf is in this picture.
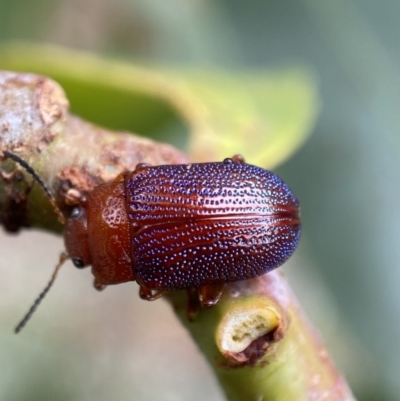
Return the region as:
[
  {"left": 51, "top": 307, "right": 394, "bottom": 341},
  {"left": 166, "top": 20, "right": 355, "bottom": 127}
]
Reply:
[
  {"left": 0, "top": 42, "right": 319, "bottom": 169},
  {"left": 166, "top": 69, "right": 319, "bottom": 168}
]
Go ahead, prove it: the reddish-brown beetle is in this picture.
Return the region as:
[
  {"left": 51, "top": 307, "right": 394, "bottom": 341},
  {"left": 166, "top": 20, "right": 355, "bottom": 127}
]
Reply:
[
  {"left": 5, "top": 152, "right": 300, "bottom": 330},
  {"left": 64, "top": 155, "right": 301, "bottom": 306}
]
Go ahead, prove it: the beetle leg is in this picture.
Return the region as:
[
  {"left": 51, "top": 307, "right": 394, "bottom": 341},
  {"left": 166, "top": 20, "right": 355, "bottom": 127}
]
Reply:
[
  {"left": 93, "top": 277, "right": 106, "bottom": 291},
  {"left": 135, "top": 163, "right": 151, "bottom": 171},
  {"left": 139, "top": 285, "right": 168, "bottom": 301},
  {"left": 197, "top": 283, "right": 226, "bottom": 308},
  {"left": 65, "top": 188, "right": 86, "bottom": 206},
  {"left": 231, "top": 154, "right": 245, "bottom": 163},
  {"left": 113, "top": 171, "right": 129, "bottom": 182},
  {"left": 186, "top": 288, "right": 200, "bottom": 322}
]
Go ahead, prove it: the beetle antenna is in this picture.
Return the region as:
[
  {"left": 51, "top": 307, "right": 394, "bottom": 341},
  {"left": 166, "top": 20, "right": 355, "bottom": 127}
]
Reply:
[
  {"left": 15, "top": 252, "right": 69, "bottom": 334},
  {"left": 3, "top": 150, "right": 66, "bottom": 224}
]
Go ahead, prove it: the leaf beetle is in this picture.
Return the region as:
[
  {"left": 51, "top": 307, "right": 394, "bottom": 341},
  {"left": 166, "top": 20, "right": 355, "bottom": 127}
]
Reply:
[
  {"left": 64, "top": 155, "right": 301, "bottom": 305},
  {"left": 4, "top": 152, "right": 300, "bottom": 330}
]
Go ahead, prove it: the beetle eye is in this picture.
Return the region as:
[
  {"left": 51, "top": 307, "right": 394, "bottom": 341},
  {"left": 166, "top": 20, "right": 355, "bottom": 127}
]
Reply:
[
  {"left": 70, "top": 207, "right": 81, "bottom": 218},
  {"left": 72, "top": 258, "right": 85, "bottom": 268}
]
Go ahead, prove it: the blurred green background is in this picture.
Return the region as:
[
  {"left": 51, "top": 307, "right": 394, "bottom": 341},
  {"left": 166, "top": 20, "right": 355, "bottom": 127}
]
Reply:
[{"left": 1, "top": 1, "right": 399, "bottom": 400}]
